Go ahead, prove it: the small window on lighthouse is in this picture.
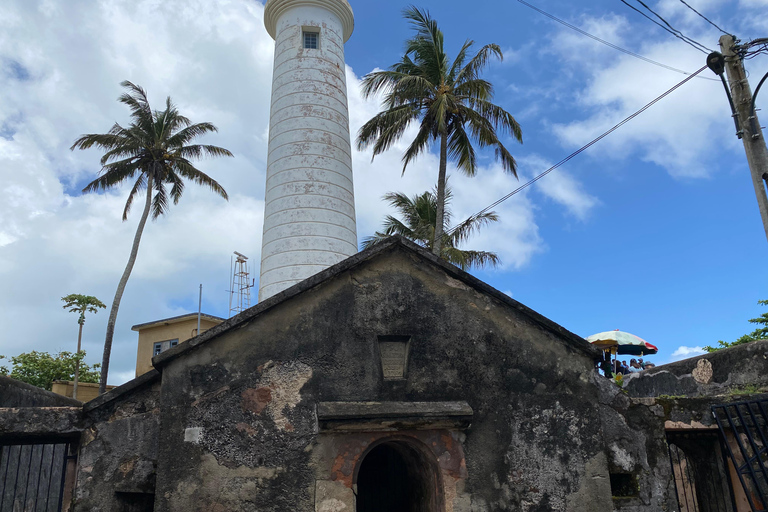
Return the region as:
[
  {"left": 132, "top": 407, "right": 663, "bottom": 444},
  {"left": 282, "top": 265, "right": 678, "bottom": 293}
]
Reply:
[{"left": 303, "top": 30, "right": 319, "bottom": 49}]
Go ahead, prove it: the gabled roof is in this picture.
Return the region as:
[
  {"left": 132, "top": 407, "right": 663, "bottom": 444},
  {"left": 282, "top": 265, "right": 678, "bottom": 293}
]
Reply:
[
  {"left": 131, "top": 313, "right": 225, "bottom": 331},
  {"left": 153, "top": 236, "right": 599, "bottom": 370}
]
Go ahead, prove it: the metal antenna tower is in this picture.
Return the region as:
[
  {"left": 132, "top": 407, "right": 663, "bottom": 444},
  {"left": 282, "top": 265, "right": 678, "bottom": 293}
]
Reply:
[{"left": 228, "top": 251, "right": 254, "bottom": 317}]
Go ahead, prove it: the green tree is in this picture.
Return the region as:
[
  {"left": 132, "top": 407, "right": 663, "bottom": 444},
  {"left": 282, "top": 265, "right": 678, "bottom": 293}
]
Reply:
[
  {"left": 362, "top": 186, "right": 500, "bottom": 270},
  {"left": 356, "top": 6, "right": 522, "bottom": 257},
  {"left": 0, "top": 351, "right": 100, "bottom": 391},
  {"left": 61, "top": 294, "right": 106, "bottom": 399},
  {"left": 704, "top": 299, "right": 768, "bottom": 352},
  {"left": 71, "top": 81, "right": 232, "bottom": 393}
]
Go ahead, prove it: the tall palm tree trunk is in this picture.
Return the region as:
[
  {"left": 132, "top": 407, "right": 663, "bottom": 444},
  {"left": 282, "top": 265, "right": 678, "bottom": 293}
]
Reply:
[
  {"left": 433, "top": 131, "right": 449, "bottom": 256},
  {"left": 73, "top": 321, "right": 83, "bottom": 400},
  {"left": 99, "top": 177, "right": 153, "bottom": 394}
]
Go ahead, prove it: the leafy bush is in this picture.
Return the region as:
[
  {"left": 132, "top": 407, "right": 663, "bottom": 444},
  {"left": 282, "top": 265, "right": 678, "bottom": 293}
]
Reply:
[
  {"left": 0, "top": 351, "right": 100, "bottom": 391},
  {"left": 704, "top": 300, "right": 768, "bottom": 352}
]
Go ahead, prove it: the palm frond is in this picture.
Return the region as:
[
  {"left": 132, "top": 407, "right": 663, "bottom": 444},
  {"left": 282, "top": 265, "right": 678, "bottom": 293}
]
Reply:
[
  {"left": 449, "top": 211, "right": 499, "bottom": 246},
  {"left": 465, "top": 99, "right": 522, "bottom": 142},
  {"left": 166, "top": 123, "right": 221, "bottom": 148},
  {"left": 361, "top": 232, "right": 392, "bottom": 250},
  {"left": 172, "top": 159, "right": 229, "bottom": 200},
  {"left": 447, "top": 123, "right": 477, "bottom": 176},
  {"left": 177, "top": 144, "right": 234, "bottom": 160},
  {"left": 164, "top": 168, "right": 182, "bottom": 205},
  {"left": 455, "top": 44, "right": 503, "bottom": 84},
  {"left": 361, "top": 70, "right": 411, "bottom": 99},
  {"left": 448, "top": 39, "right": 474, "bottom": 82},
  {"left": 118, "top": 81, "right": 154, "bottom": 132},
  {"left": 367, "top": 185, "right": 498, "bottom": 269},
  {"left": 453, "top": 78, "right": 494, "bottom": 102},
  {"left": 121, "top": 174, "right": 146, "bottom": 221},
  {"left": 356, "top": 104, "right": 419, "bottom": 155},
  {"left": 401, "top": 119, "right": 435, "bottom": 173},
  {"left": 81, "top": 159, "right": 140, "bottom": 194},
  {"left": 442, "top": 247, "right": 500, "bottom": 269},
  {"left": 70, "top": 128, "right": 132, "bottom": 153},
  {"left": 150, "top": 172, "right": 169, "bottom": 219},
  {"left": 462, "top": 106, "right": 519, "bottom": 177}
]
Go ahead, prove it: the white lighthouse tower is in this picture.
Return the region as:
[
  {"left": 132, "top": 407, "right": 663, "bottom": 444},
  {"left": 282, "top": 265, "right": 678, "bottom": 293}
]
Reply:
[{"left": 259, "top": 0, "right": 357, "bottom": 301}]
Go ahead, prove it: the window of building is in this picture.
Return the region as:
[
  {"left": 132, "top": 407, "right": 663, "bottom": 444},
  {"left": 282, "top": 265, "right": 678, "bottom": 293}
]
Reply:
[
  {"left": 609, "top": 473, "right": 638, "bottom": 498},
  {"left": 153, "top": 339, "right": 180, "bottom": 357},
  {"left": 303, "top": 30, "right": 318, "bottom": 49}
]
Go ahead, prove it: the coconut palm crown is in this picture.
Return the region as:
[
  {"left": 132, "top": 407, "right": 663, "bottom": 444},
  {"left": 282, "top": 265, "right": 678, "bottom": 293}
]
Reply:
[
  {"left": 356, "top": 6, "right": 522, "bottom": 257},
  {"left": 362, "top": 187, "right": 500, "bottom": 270},
  {"left": 71, "top": 80, "right": 232, "bottom": 393}
]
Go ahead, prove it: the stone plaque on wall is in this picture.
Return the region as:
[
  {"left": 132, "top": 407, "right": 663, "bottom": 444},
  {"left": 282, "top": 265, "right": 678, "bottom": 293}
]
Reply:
[{"left": 378, "top": 336, "right": 410, "bottom": 380}]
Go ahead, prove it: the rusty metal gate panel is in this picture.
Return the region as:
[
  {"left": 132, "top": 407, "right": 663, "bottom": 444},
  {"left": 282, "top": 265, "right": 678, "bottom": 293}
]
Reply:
[
  {"left": 712, "top": 398, "right": 768, "bottom": 512},
  {"left": 0, "top": 440, "right": 74, "bottom": 512}
]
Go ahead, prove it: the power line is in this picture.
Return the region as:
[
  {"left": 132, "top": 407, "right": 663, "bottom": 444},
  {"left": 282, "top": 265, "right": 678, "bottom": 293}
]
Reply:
[
  {"left": 446, "top": 65, "right": 709, "bottom": 235},
  {"left": 516, "top": 0, "right": 717, "bottom": 81},
  {"left": 677, "top": 0, "right": 731, "bottom": 35},
  {"left": 741, "top": 38, "right": 768, "bottom": 60},
  {"left": 635, "top": 0, "right": 714, "bottom": 52},
  {"left": 619, "top": 0, "right": 713, "bottom": 54}
]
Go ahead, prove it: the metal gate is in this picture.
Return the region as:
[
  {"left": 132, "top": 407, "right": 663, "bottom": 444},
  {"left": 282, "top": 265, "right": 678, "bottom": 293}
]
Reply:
[
  {"left": 712, "top": 398, "right": 768, "bottom": 512},
  {"left": 0, "top": 440, "right": 75, "bottom": 512}
]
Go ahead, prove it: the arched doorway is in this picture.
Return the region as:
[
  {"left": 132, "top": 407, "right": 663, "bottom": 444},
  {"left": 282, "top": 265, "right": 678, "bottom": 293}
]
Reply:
[{"left": 355, "top": 439, "right": 442, "bottom": 512}]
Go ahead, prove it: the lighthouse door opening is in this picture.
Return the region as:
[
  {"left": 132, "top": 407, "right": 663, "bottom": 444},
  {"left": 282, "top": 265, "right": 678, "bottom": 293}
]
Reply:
[{"left": 356, "top": 441, "right": 441, "bottom": 512}]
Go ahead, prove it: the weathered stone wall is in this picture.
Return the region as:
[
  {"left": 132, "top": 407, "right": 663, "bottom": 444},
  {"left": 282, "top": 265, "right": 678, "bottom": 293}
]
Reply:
[
  {"left": 153, "top": 245, "right": 613, "bottom": 511},
  {"left": 597, "top": 377, "right": 678, "bottom": 511},
  {"left": 624, "top": 339, "right": 768, "bottom": 398},
  {"left": 0, "top": 375, "right": 82, "bottom": 407},
  {"left": 72, "top": 372, "right": 161, "bottom": 511},
  {"left": 598, "top": 362, "right": 768, "bottom": 512}
]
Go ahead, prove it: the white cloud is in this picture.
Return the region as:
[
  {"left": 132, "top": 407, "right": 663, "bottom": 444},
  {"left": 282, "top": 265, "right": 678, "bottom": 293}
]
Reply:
[
  {"left": 670, "top": 345, "right": 707, "bottom": 359},
  {"left": 543, "top": 13, "right": 738, "bottom": 179},
  {"left": 0, "top": 0, "right": 595, "bottom": 388},
  {"left": 548, "top": 13, "right": 631, "bottom": 60},
  {"left": 519, "top": 154, "right": 599, "bottom": 221},
  {"left": 0, "top": 0, "right": 273, "bottom": 385}
]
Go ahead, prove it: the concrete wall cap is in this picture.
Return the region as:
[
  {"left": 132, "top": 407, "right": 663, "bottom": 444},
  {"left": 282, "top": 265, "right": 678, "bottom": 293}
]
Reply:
[{"left": 264, "top": 0, "right": 355, "bottom": 42}]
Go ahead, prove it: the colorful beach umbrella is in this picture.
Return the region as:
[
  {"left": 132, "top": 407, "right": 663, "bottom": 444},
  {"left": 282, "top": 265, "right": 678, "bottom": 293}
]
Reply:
[{"left": 586, "top": 330, "right": 658, "bottom": 356}]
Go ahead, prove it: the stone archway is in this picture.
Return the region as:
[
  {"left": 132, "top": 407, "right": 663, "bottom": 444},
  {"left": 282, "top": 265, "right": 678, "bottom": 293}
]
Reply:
[{"left": 355, "top": 439, "right": 443, "bottom": 512}]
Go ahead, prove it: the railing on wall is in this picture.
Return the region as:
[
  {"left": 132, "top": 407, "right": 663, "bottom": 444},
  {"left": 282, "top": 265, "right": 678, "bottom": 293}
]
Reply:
[
  {"left": 0, "top": 439, "right": 75, "bottom": 512},
  {"left": 712, "top": 398, "right": 768, "bottom": 512}
]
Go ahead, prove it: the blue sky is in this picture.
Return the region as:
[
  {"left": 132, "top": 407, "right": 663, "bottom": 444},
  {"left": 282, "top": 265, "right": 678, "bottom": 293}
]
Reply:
[
  {"left": 0, "top": 0, "right": 767, "bottom": 384},
  {"left": 348, "top": 0, "right": 768, "bottom": 361}
]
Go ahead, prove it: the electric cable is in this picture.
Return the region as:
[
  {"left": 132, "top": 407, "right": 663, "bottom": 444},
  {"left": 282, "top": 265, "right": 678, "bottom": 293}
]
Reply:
[
  {"left": 635, "top": 0, "right": 714, "bottom": 52},
  {"left": 515, "top": 0, "right": 717, "bottom": 81},
  {"left": 619, "top": 0, "right": 712, "bottom": 54},
  {"left": 445, "top": 65, "right": 709, "bottom": 236},
  {"left": 677, "top": 0, "right": 731, "bottom": 35},
  {"left": 741, "top": 38, "right": 768, "bottom": 60}
]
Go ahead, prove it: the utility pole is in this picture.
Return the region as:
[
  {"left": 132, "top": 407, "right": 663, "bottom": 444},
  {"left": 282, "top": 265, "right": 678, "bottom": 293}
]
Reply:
[{"left": 718, "top": 34, "right": 768, "bottom": 244}]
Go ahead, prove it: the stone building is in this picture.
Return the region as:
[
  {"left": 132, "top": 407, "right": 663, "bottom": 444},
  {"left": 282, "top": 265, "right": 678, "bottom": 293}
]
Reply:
[{"left": 2, "top": 237, "right": 768, "bottom": 511}]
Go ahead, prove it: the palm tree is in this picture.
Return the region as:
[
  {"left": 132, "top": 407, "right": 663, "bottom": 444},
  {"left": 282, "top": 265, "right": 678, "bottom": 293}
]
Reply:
[
  {"left": 71, "top": 81, "right": 232, "bottom": 393},
  {"left": 362, "top": 187, "right": 500, "bottom": 270},
  {"left": 61, "top": 294, "right": 106, "bottom": 399},
  {"left": 356, "top": 6, "right": 522, "bottom": 258}
]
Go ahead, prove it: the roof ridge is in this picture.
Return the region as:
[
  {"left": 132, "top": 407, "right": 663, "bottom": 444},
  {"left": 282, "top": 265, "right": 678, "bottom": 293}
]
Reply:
[{"left": 151, "top": 236, "right": 598, "bottom": 370}]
